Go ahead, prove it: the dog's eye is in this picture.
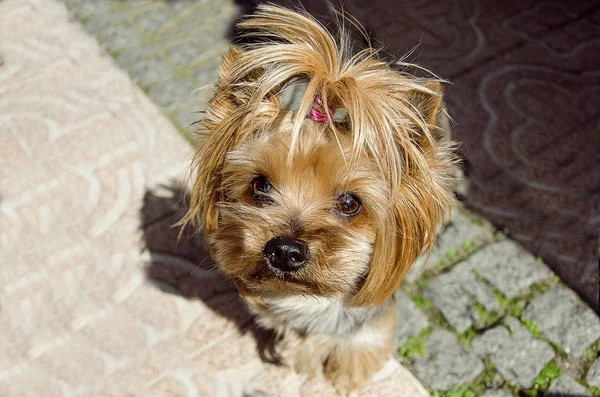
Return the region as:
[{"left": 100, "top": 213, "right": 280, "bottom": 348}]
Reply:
[
  {"left": 335, "top": 193, "right": 362, "bottom": 217},
  {"left": 250, "top": 176, "right": 272, "bottom": 200}
]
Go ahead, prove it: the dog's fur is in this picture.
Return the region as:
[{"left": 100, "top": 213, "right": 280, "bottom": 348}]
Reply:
[{"left": 185, "top": 5, "right": 457, "bottom": 393}]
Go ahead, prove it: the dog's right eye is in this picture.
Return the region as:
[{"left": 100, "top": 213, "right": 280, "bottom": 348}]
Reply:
[{"left": 250, "top": 176, "right": 272, "bottom": 201}]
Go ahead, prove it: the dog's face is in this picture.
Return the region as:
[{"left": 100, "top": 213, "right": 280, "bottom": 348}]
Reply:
[
  {"left": 209, "top": 119, "right": 387, "bottom": 298},
  {"left": 186, "top": 6, "right": 457, "bottom": 307}
]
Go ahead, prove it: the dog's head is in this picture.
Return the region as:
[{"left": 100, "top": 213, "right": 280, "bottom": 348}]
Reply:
[{"left": 186, "top": 6, "right": 457, "bottom": 306}]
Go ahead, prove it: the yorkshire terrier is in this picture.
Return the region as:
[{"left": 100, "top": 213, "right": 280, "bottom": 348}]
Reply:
[{"left": 185, "top": 5, "right": 457, "bottom": 394}]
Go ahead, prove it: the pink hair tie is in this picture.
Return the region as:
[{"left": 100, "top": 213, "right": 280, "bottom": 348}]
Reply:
[{"left": 310, "top": 95, "right": 334, "bottom": 123}]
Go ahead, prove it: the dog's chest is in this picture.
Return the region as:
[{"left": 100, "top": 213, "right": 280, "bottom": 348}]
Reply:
[{"left": 252, "top": 296, "right": 374, "bottom": 336}]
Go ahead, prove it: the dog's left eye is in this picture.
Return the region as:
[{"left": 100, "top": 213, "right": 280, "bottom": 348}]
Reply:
[
  {"left": 335, "top": 193, "right": 362, "bottom": 217},
  {"left": 250, "top": 175, "right": 272, "bottom": 201}
]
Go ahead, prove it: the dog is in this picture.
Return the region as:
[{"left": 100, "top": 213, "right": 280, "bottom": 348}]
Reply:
[{"left": 185, "top": 5, "right": 457, "bottom": 394}]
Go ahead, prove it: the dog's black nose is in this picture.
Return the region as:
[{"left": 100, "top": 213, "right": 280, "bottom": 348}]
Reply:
[{"left": 263, "top": 237, "right": 309, "bottom": 272}]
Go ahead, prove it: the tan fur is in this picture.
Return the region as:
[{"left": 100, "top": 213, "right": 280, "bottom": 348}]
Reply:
[{"left": 185, "top": 5, "right": 457, "bottom": 393}]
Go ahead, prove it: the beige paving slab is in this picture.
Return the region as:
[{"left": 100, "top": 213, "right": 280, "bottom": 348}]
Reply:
[{"left": 0, "top": 0, "right": 429, "bottom": 396}]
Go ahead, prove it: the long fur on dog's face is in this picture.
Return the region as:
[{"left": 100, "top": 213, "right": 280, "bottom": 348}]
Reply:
[{"left": 186, "top": 5, "right": 457, "bottom": 307}]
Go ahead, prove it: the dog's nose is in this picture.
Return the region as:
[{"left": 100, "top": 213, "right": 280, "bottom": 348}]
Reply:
[{"left": 263, "top": 237, "right": 309, "bottom": 272}]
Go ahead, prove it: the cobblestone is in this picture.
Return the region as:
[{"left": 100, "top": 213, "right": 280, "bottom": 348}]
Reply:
[
  {"left": 114, "top": 45, "right": 157, "bottom": 69},
  {"left": 394, "top": 291, "right": 430, "bottom": 346},
  {"left": 544, "top": 375, "right": 592, "bottom": 397},
  {"left": 523, "top": 285, "right": 600, "bottom": 358},
  {"left": 98, "top": 25, "right": 145, "bottom": 53},
  {"left": 147, "top": 78, "right": 196, "bottom": 111},
  {"left": 481, "top": 391, "right": 512, "bottom": 397},
  {"left": 129, "top": 58, "right": 177, "bottom": 88},
  {"left": 424, "top": 273, "right": 476, "bottom": 333},
  {"left": 132, "top": 5, "right": 175, "bottom": 34},
  {"left": 587, "top": 357, "right": 600, "bottom": 388},
  {"left": 423, "top": 259, "right": 502, "bottom": 332},
  {"left": 165, "top": 40, "right": 207, "bottom": 68},
  {"left": 412, "top": 329, "right": 484, "bottom": 391},
  {"left": 406, "top": 207, "right": 496, "bottom": 282},
  {"left": 472, "top": 317, "right": 555, "bottom": 388},
  {"left": 465, "top": 240, "right": 553, "bottom": 299},
  {"left": 82, "top": 11, "right": 127, "bottom": 34}
]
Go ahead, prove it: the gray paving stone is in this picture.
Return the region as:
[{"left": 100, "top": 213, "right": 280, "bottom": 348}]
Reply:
[
  {"left": 147, "top": 78, "right": 196, "bottom": 111},
  {"left": 406, "top": 207, "right": 496, "bottom": 282},
  {"left": 129, "top": 58, "right": 177, "bottom": 87},
  {"left": 132, "top": 5, "right": 176, "bottom": 34},
  {"left": 472, "top": 317, "right": 555, "bottom": 388},
  {"left": 544, "top": 375, "right": 592, "bottom": 397},
  {"left": 468, "top": 240, "right": 553, "bottom": 298},
  {"left": 412, "top": 329, "right": 484, "bottom": 391},
  {"left": 423, "top": 259, "right": 501, "bottom": 333},
  {"left": 115, "top": 45, "right": 158, "bottom": 69},
  {"left": 62, "top": 0, "right": 115, "bottom": 18},
  {"left": 98, "top": 25, "right": 145, "bottom": 54},
  {"left": 166, "top": 40, "right": 207, "bottom": 68},
  {"left": 481, "top": 391, "right": 512, "bottom": 397},
  {"left": 189, "top": 56, "right": 222, "bottom": 86},
  {"left": 587, "top": 357, "right": 600, "bottom": 388},
  {"left": 424, "top": 273, "right": 476, "bottom": 333},
  {"left": 82, "top": 12, "right": 127, "bottom": 34},
  {"left": 394, "top": 291, "right": 430, "bottom": 346},
  {"left": 523, "top": 285, "right": 600, "bottom": 358}
]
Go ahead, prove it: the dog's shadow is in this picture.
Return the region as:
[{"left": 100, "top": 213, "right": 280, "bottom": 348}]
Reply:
[{"left": 140, "top": 182, "right": 280, "bottom": 363}]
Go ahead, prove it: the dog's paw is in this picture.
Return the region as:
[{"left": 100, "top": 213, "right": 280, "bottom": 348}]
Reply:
[{"left": 323, "top": 346, "right": 388, "bottom": 394}]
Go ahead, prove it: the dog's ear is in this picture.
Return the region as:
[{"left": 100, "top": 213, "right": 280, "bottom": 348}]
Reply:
[
  {"left": 187, "top": 47, "right": 259, "bottom": 234},
  {"left": 406, "top": 81, "right": 451, "bottom": 144}
]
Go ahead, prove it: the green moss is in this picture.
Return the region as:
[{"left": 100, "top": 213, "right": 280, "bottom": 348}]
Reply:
[
  {"left": 398, "top": 328, "right": 432, "bottom": 359},
  {"left": 518, "top": 360, "right": 562, "bottom": 396},
  {"left": 521, "top": 318, "right": 544, "bottom": 339},
  {"left": 413, "top": 293, "right": 433, "bottom": 309},
  {"left": 589, "top": 386, "right": 600, "bottom": 396},
  {"left": 457, "top": 328, "right": 477, "bottom": 347},
  {"left": 432, "top": 385, "right": 476, "bottom": 397}
]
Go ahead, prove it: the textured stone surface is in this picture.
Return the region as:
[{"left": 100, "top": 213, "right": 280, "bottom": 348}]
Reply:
[
  {"left": 587, "top": 357, "right": 600, "bottom": 388},
  {"left": 423, "top": 257, "right": 502, "bottom": 332},
  {"left": 412, "top": 329, "right": 484, "bottom": 391},
  {"left": 394, "top": 291, "right": 430, "bottom": 345},
  {"left": 472, "top": 317, "right": 555, "bottom": 388},
  {"left": 482, "top": 391, "right": 513, "bottom": 397},
  {"left": 544, "top": 375, "right": 592, "bottom": 397},
  {"left": 424, "top": 273, "right": 476, "bottom": 333},
  {"left": 524, "top": 286, "right": 600, "bottom": 357},
  {"left": 407, "top": 207, "right": 496, "bottom": 282},
  {"left": 464, "top": 240, "right": 553, "bottom": 298}
]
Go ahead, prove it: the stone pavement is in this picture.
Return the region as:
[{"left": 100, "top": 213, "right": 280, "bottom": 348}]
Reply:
[{"left": 4, "top": 0, "right": 600, "bottom": 396}]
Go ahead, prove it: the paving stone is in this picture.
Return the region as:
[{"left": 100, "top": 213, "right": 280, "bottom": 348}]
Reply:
[
  {"left": 472, "top": 317, "right": 555, "bottom": 388},
  {"left": 189, "top": 55, "right": 222, "bottom": 86},
  {"left": 523, "top": 285, "right": 600, "bottom": 358},
  {"left": 98, "top": 25, "right": 145, "bottom": 54},
  {"left": 586, "top": 357, "right": 600, "bottom": 388},
  {"left": 82, "top": 11, "right": 127, "bottom": 34},
  {"left": 129, "top": 58, "right": 177, "bottom": 87},
  {"left": 62, "top": 0, "right": 115, "bottom": 18},
  {"left": 423, "top": 259, "right": 501, "bottom": 333},
  {"left": 147, "top": 78, "right": 196, "bottom": 111},
  {"left": 544, "top": 375, "right": 592, "bottom": 397},
  {"left": 132, "top": 5, "right": 176, "bottom": 34},
  {"left": 412, "top": 329, "right": 484, "bottom": 391},
  {"left": 406, "top": 207, "right": 496, "bottom": 282},
  {"left": 468, "top": 240, "right": 553, "bottom": 299},
  {"left": 114, "top": 45, "right": 158, "bottom": 69},
  {"left": 424, "top": 273, "right": 476, "bottom": 333},
  {"left": 165, "top": 40, "right": 207, "bottom": 68},
  {"left": 394, "top": 291, "right": 430, "bottom": 346},
  {"left": 481, "top": 391, "right": 512, "bottom": 397}
]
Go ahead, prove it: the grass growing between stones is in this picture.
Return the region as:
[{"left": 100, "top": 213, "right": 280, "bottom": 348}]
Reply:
[
  {"left": 398, "top": 327, "right": 432, "bottom": 359},
  {"left": 579, "top": 337, "right": 600, "bottom": 386},
  {"left": 525, "top": 360, "right": 562, "bottom": 395},
  {"left": 432, "top": 385, "right": 476, "bottom": 397}
]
